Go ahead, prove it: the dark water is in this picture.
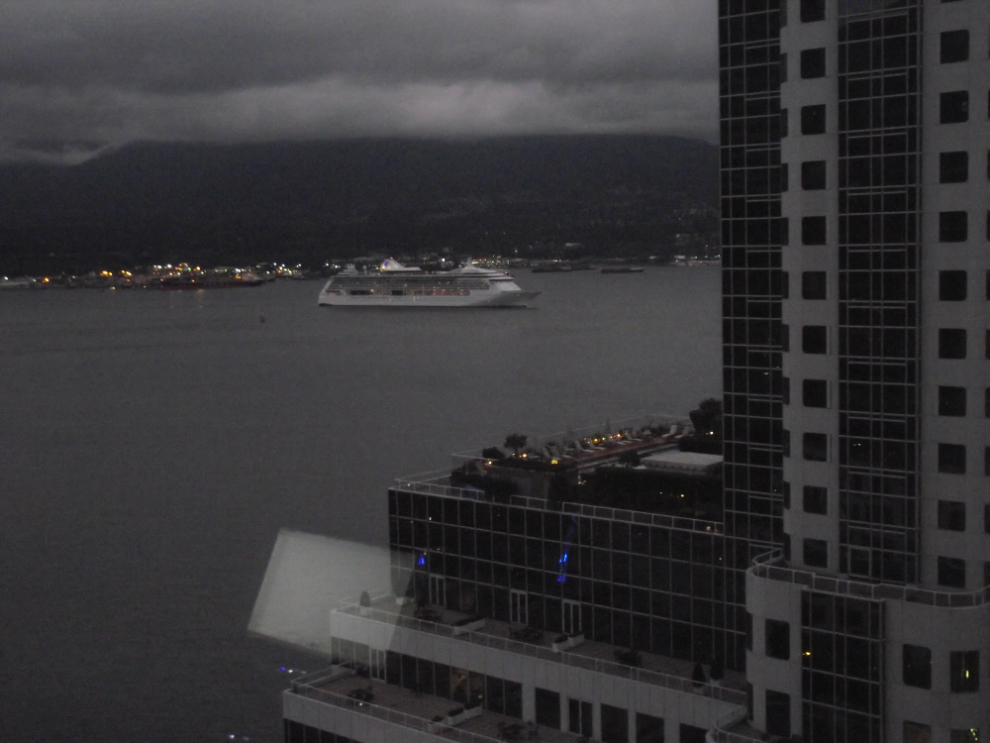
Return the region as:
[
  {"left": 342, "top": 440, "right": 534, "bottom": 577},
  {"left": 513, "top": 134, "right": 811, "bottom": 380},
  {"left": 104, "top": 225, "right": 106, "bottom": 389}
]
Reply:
[{"left": 0, "top": 267, "right": 720, "bottom": 743}]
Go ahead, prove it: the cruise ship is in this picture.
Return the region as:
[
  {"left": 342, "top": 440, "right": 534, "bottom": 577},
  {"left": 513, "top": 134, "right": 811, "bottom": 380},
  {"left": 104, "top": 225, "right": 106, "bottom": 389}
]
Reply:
[{"left": 317, "top": 260, "right": 539, "bottom": 308}]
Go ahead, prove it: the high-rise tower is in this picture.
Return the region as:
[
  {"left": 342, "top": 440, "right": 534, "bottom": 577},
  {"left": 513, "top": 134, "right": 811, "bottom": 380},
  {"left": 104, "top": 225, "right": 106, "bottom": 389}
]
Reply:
[{"left": 736, "top": 1, "right": 990, "bottom": 740}]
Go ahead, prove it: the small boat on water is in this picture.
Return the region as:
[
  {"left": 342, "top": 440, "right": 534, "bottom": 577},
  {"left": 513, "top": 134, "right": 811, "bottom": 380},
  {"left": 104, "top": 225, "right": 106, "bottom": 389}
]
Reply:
[{"left": 318, "top": 260, "right": 539, "bottom": 308}]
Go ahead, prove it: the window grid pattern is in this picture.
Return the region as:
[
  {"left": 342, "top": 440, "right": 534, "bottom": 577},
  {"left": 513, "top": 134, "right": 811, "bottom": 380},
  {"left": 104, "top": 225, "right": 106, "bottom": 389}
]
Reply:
[
  {"left": 388, "top": 490, "right": 726, "bottom": 666},
  {"left": 836, "top": 2, "right": 921, "bottom": 586},
  {"left": 719, "top": 0, "right": 785, "bottom": 672},
  {"left": 801, "top": 592, "right": 884, "bottom": 743}
]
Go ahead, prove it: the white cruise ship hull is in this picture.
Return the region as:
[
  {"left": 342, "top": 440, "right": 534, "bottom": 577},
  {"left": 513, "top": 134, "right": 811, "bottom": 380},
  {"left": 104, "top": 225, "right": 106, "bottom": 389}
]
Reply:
[{"left": 317, "top": 262, "right": 539, "bottom": 308}]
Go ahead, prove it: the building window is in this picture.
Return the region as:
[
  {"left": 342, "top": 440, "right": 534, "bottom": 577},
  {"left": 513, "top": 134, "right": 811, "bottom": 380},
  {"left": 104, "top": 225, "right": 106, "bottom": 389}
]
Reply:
[
  {"left": 938, "top": 500, "right": 966, "bottom": 531},
  {"left": 803, "top": 433, "right": 827, "bottom": 462},
  {"left": 940, "top": 211, "right": 968, "bottom": 242},
  {"left": 941, "top": 30, "right": 969, "bottom": 64},
  {"left": 636, "top": 713, "right": 664, "bottom": 743},
  {"left": 939, "top": 443, "right": 967, "bottom": 474},
  {"left": 803, "top": 485, "right": 827, "bottom": 514},
  {"left": 801, "top": 48, "right": 826, "bottom": 79},
  {"left": 939, "top": 556, "right": 967, "bottom": 588},
  {"left": 941, "top": 91, "right": 969, "bottom": 124},
  {"left": 601, "top": 704, "right": 629, "bottom": 743},
  {"left": 940, "top": 271, "right": 967, "bottom": 300},
  {"left": 903, "top": 644, "right": 931, "bottom": 688},
  {"left": 803, "top": 379, "right": 827, "bottom": 408},
  {"left": 802, "top": 216, "right": 826, "bottom": 245},
  {"left": 939, "top": 329, "right": 967, "bottom": 359},
  {"left": 940, "top": 151, "right": 968, "bottom": 182},
  {"left": 984, "top": 504, "right": 990, "bottom": 534},
  {"left": 535, "top": 688, "right": 561, "bottom": 729},
  {"left": 781, "top": 108, "right": 788, "bottom": 137},
  {"left": 985, "top": 446, "right": 990, "bottom": 476},
  {"left": 939, "top": 386, "right": 967, "bottom": 416},
  {"left": 950, "top": 730, "right": 980, "bottom": 743},
  {"left": 950, "top": 650, "right": 979, "bottom": 692},
  {"left": 780, "top": 53, "right": 787, "bottom": 83},
  {"left": 569, "top": 698, "right": 592, "bottom": 737},
  {"left": 510, "top": 589, "right": 528, "bottom": 625},
  {"left": 802, "top": 326, "right": 827, "bottom": 354},
  {"left": 905, "top": 723, "right": 933, "bottom": 743},
  {"left": 801, "top": 0, "right": 825, "bottom": 22},
  {"left": 765, "top": 618, "right": 790, "bottom": 659},
  {"left": 802, "top": 160, "right": 826, "bottom": 190},
  {"left": 802, "top": 271, "right": 826, "bottom": 299},
  {"left": 803, "top": 539, "right": 827, "bottom": 568},
  {"left": 765, "top": 690, "right": 790, "bottom": 738},
  {"left": 801, "top": 105, "right": 825, "bottom": 134}
]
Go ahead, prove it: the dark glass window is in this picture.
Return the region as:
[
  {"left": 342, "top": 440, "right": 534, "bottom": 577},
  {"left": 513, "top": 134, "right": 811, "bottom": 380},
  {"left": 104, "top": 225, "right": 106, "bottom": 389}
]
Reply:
[
  {"left": 765, "top": 690, "right": 791, "bottom": 738},
  {"left": 781, "top": 108, "right": 788, "bottom": 137},
  {"left": 803, "top": 379, "right": 827, "bottom": 408},
  {"left": 803, "top": 539, "right": 827, "bottom": 567},
  {"left": 780, "top": 53, "right": 787, "bottom": 84},
  {"left": 939, "top": 556, "right": 967, "bottom": 588},
  {"left": 950, "top": 650, "right": 979, "bottom": 692},
  {"left": 801, "top": 105, "right": 826, "bottom": 134},
  {"left": 938, "top": 500, "right": 966, "bottom": 531},
  {"left": 801, "top": 48, "right": 826, "bottom": 79},
  {"left": 803, "top": 433, "right": 827, "bottom": 462},
  {"left": 601, "top": 704, "right": 628, "bottom": 743},
  {"left": 940, "top": 212, "right": 968, "bottom": 242},
  {"left": 939, "top": 329, "right": 967, "bottom": 359},
  {"left": 903, "top": 644, "right": 931, "bottom": 689},
  {"left": 765, "top": 618, "right": 790, "bottom": 659},
  {"left": 800, "top": 0, "right": 825, "bottom": 22},
  {"left": 802, "top": 271, "right": 826, "bottom": 299},
  {"left": 802, "top": 326, "right": 827, "bottom": 354},
  {"left": 940, "top": 30, "right": 969, "bottom": 64},
  {"left": 636, "top": 713, "right": 665, "bottom": 743},
  {"left": 938, "top": 387, "right": 966, "bottom": 417},
  {"left": 939, "top": 271, "right": 967, "bottom": 300},
  {"left": 939, "top": 443, "right": 967, "bottom": 474},
  {"left": 802, "top": 160, "right": 826, "bottom": 190},
  {"left": 535, "top": 688, "right": 560, "bottom": 729},
  {"left": 803, "top": 485, "right": 827, "bottom": 514},
  {"left": 941, "top": 91, "right": 969, "bottom": 124},
  {"left": 802, "top": 217, "right": 826, "bottom": 245},
  {"left": 940, "top": 151, "right": 968, "bottom": 183}
]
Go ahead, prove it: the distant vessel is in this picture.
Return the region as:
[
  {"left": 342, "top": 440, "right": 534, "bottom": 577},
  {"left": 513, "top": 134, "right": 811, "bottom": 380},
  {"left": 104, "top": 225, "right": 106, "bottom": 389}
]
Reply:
[
  {"left": 318, "top": 260, "right": 539, "bottom": 308},
  {"left": 600, "top": 265, "right": 644, "bottom": 274}
]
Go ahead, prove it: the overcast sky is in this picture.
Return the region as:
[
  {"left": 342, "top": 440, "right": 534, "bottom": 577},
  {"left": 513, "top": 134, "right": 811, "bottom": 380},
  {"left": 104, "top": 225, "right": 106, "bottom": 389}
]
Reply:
[{"left": 0, "top": 0, "right": 718, "bottom": 163}]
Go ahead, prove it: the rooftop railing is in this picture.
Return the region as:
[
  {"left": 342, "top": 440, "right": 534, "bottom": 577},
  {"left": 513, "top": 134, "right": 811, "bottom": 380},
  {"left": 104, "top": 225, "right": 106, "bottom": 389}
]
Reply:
[
  {"left": 751, "top": 550, "right": 990, "bottom": 607},
  {"left": 390, "top": 476, "right": 723, "bottom": 535},
  {"left": 333, "top": 599, "right": 747, "bottom": 706},
  {"left": 288, "top": 666, "right": 504, "bottom": 743},
  {"left": 706, "top": 707, "right": 764, "bottom": 743}
]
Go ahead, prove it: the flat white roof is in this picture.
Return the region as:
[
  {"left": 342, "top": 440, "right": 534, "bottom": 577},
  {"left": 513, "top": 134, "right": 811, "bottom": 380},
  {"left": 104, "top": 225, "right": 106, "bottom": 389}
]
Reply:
[{"left": 641, "top": 450, "right": 723, "bottom": 473}]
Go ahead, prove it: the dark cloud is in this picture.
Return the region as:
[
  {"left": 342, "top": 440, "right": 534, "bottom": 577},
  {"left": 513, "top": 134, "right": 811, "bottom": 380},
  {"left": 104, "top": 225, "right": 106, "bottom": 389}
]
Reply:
[{"left": 0, "top": 0, "right": 718, "bottom": 162}]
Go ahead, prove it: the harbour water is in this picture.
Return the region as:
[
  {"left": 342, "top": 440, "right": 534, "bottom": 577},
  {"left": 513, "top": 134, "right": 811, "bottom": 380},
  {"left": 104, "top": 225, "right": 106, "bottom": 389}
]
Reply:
[{"left": 0, "top": 267, "right": 720, "bottom": 743}]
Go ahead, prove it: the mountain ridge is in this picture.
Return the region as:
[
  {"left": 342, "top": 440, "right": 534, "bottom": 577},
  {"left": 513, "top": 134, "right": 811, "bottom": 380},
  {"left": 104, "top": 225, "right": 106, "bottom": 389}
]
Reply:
[{"left": 0, "top": 135, "right": 719, "bottom": 274}]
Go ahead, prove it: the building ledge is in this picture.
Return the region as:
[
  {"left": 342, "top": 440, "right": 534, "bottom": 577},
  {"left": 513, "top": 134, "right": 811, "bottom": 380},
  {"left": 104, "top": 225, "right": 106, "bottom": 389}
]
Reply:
[
  {"left": 287, "top": 665, "right": 587, "bottom": 742},
  {"left": 334, "top": 595, "right": 747, "bottom": 706},
  {"left": 751, "top": 550, "right": 990, "bottom": 607}
]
